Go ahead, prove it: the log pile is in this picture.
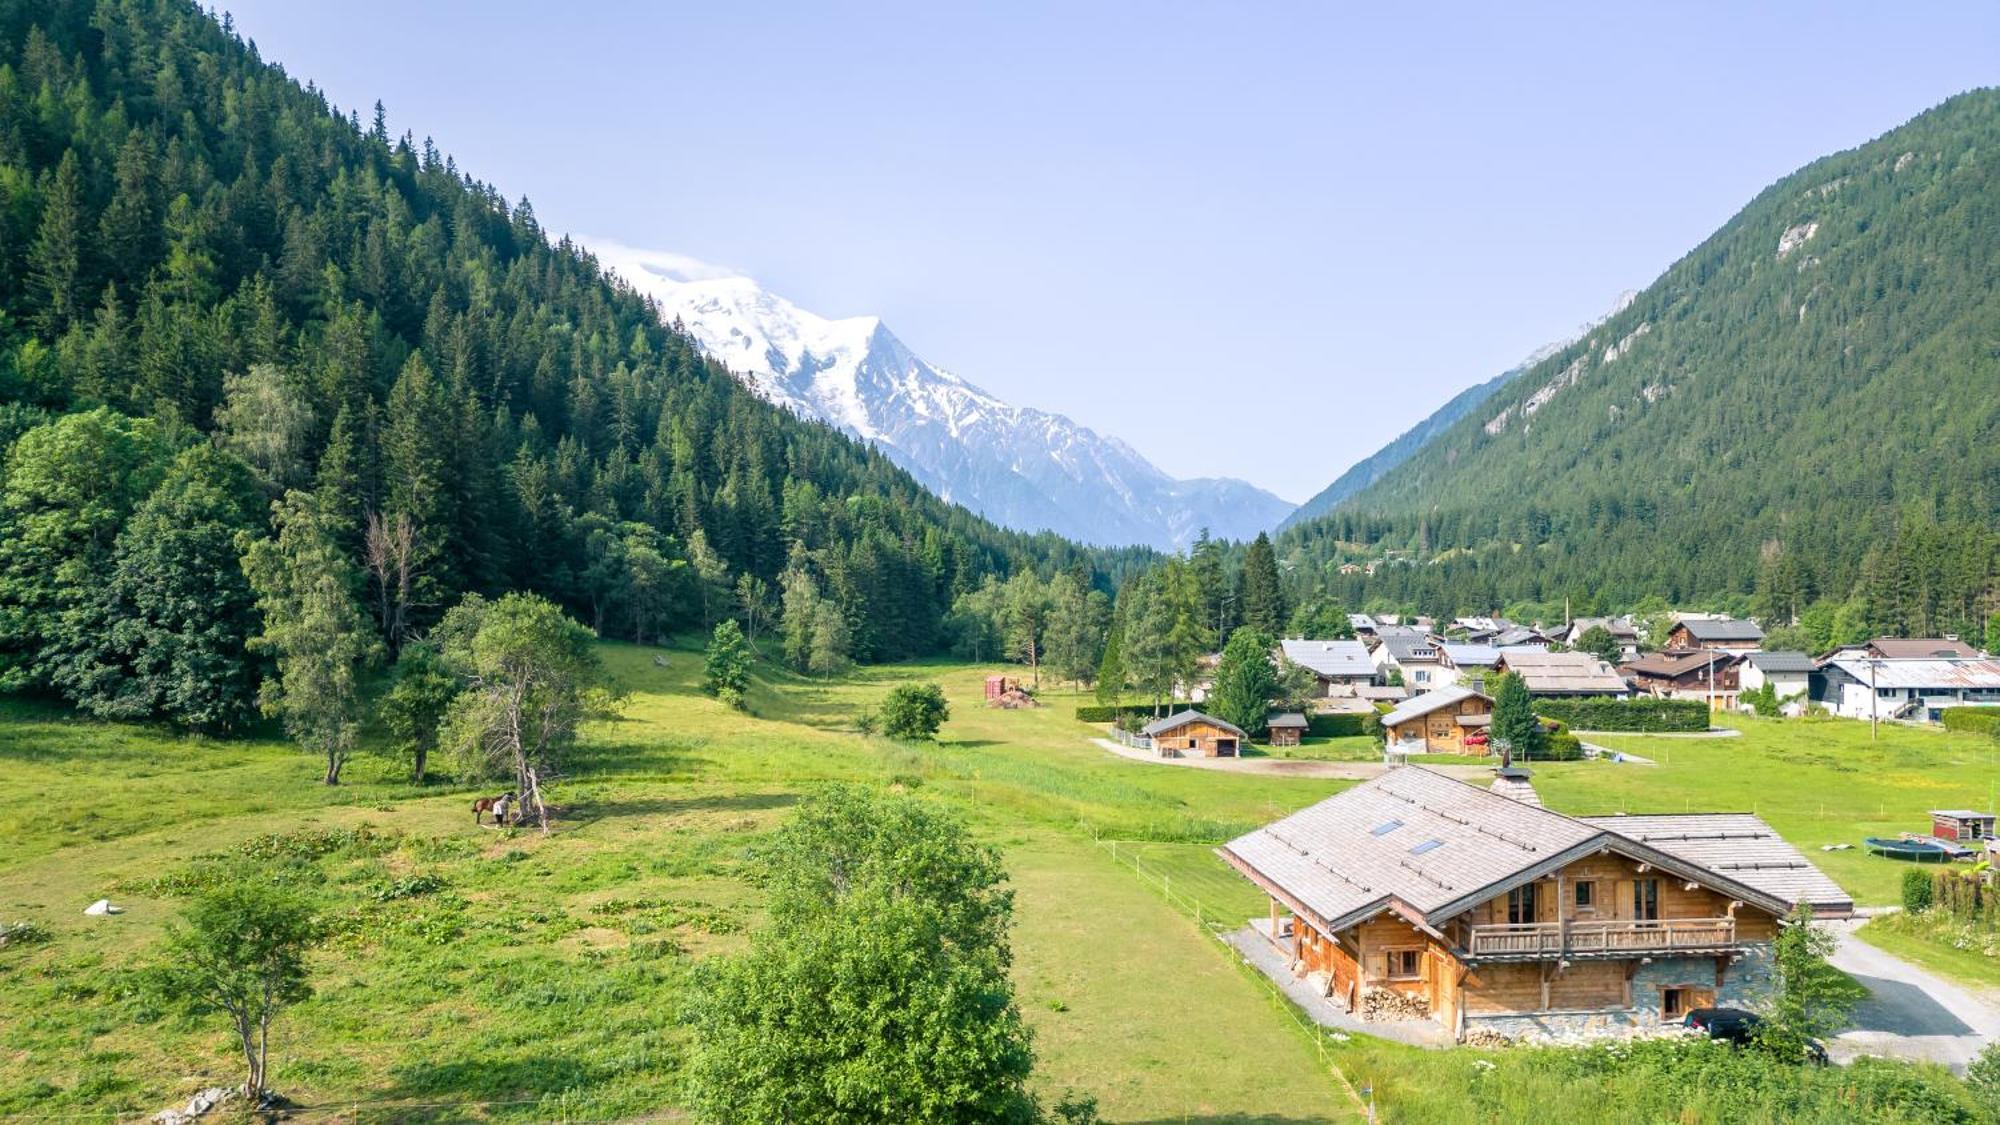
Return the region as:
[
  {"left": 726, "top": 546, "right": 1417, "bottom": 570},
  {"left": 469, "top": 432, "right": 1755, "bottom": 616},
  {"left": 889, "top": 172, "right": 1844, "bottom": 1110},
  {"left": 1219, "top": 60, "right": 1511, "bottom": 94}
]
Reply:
[
  {"left": 1358, "top": 986, "right": 1430, "bottom": 1022},
  {"left": 983, "top": 675, "right": 1039, "bottom": 709}
]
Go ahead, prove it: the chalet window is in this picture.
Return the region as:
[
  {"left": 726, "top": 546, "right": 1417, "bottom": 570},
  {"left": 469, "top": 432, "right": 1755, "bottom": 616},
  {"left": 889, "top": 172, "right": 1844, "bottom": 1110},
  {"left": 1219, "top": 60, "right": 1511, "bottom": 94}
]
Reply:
[
  {"left": 1388, "top": 949, "right": 1422, "bottom": 980},
  {"left": 1635, "top": 878, "right": 1661, "bottom": 922},
  {"left": 1507, "top": 884, "right": 1537, "bottom": 924},
  {"left": 1574, "top": 880, "right": 1596, "bottom": 910}
]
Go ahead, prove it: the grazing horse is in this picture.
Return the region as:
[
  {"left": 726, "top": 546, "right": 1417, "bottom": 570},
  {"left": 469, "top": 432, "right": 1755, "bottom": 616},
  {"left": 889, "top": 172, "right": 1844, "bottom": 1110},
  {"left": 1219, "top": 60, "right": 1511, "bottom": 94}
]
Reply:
[{"left": 473, "top": 791, "right": 516, "bottom": 826}]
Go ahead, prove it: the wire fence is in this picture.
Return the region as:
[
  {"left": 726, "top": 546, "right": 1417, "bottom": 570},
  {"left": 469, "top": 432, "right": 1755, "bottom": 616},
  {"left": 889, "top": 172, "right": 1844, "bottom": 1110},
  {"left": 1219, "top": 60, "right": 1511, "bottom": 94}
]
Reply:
[{"left": 1090, "top": 832, "right": 1376, "bottom": 1122}]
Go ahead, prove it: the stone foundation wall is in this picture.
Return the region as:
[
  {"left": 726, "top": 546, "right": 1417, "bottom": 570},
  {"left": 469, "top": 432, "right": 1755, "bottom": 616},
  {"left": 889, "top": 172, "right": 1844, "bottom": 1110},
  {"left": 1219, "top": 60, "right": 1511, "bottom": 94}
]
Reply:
[{"left": 1464, "top": 948, "right": 1774, "bottom": 1043}]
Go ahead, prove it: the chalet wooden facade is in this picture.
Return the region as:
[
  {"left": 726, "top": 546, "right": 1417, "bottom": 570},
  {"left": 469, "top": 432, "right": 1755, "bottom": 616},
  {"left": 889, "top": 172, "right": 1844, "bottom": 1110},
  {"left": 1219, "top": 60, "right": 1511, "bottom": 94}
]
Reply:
[
  {"left": 1379, "top": 686, "right": 1493, "bottom": 753},
  {"left": 1619, "top": 649, "right": 1740, "bottom": 709},
  {"left": 1222, "top": 768, "right": 1851, "bottom": 1041},
  {"left": 1141, "top": 710, "right": 1247, "bottom": 757}
]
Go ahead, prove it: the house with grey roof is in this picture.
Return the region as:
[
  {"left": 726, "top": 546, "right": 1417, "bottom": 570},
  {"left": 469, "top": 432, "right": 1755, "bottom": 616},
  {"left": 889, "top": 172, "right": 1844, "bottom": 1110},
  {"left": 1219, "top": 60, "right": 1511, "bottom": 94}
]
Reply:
[
  {"left": 1374, "top": 633, "right": 1448, "bottom": 690},
  {"left": 1221, "top": 767, "right": 1849, "bottom": 1042},
  {"left": 1279, "top": 639, "right": 1376, "bottom": 694},
  {"left": 1665, "top": 617, "right": 1765, "bottom": 652},
  {"left": 1493, "top": 648, "right": 1631, "bottom": 697},
  {"left": 1563, "top": 616, "right": 1642, "bottom": 661},
  {"left": 1139, "top": 710, "right": 1248, "bottom": 757},
  {"left": 1814, "top": 657, "right": 2000, "bottom": 722},
  {"left": 1740, "top": 651, "right": 1813, "bottom": 711}
]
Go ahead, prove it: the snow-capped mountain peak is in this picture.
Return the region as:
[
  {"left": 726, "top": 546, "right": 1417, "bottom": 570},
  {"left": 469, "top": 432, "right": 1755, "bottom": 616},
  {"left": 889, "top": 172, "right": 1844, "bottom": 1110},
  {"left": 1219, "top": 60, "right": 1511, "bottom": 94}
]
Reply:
[{"left": 587, "top": 240, "right": 1292, "bottom": 550}]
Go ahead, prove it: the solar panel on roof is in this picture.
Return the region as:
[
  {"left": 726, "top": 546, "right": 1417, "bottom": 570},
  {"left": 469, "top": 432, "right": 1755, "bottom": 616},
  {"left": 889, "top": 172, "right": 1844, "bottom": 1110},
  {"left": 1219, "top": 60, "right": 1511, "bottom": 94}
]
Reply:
[
  {"left": 1409, "top": 838, "right": 1445, "bottom": 855},
  {"left": 1370, "top": 819, "right": 1404, "bottom": 836}
]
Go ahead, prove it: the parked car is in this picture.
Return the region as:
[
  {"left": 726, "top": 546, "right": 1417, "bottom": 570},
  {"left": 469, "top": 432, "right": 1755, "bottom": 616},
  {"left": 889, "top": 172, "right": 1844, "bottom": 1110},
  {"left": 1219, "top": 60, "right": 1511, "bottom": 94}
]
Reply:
[{"left": 1683, "top": 1007, "right": 1829, "bottom": 1064}]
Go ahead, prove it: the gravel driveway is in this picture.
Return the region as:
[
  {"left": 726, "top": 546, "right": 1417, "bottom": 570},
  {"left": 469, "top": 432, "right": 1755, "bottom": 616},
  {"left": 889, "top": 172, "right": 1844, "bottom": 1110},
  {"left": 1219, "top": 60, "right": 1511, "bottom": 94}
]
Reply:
[{"left": 1827, "top": 917, "right": 2000, "bottom": 1072}]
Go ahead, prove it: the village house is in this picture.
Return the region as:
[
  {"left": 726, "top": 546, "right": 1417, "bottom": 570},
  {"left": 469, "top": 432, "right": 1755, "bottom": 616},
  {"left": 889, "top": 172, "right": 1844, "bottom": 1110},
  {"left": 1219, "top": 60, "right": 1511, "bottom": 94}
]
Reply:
[
  {"left": 1266, "top": 712, "right": 1310, "bottom": 748},
  {"left": 1221, "top": 767, "right": 1852, "bottom": 1042},
  {"left": 1447, "top": 616, "right": 1512, "bottom": 644},
  {"left": 1739, "top": 651, "right": 1813, "bottom": 710},
  {"left": 1278, "top": 639, "right": 1377, "bottom": 699},
  {"left": 1140, "top": 710, "right": 1248, "bottom": 757},
  {"left": 1564, "top": 616, "right": 1643, "bottom": 661},
  {"left": 1437, "top": 643, "right": 1502, "bottom": 687},
  {"left": 1831, "top": 636, "right": 1985, "bottom": 661},
  {"left": 1493, "top": 648, "right": 1631, "bottom": 697},
  {"left": 1664, "top": 617, "right": 1765, "bottom": 652},
  {"left": 1380, "top": 686, "right": 1493, "bottom": 753},
  {"left": 1375, "top": 633, "right": 1448, "bottom": 689},
  {"left": 1492, "top": 625, "right": 1556, "bottom": 648},
  {"left": 1813, "top": 657, "right": 2000, "bottom": 722},
  {"left": 1619, "top": 649, "right": 1740, "bottom": 709}
]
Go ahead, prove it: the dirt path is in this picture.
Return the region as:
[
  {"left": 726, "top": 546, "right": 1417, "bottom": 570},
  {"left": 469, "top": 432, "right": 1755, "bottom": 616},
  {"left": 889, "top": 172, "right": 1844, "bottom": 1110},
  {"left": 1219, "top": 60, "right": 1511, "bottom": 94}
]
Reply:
[
  {"left": 1827, "top": 917, "right": 2000, "bottom": 1072},
  {"left": 1088, "top": 738, "right": 1490, "bottom": 781}
]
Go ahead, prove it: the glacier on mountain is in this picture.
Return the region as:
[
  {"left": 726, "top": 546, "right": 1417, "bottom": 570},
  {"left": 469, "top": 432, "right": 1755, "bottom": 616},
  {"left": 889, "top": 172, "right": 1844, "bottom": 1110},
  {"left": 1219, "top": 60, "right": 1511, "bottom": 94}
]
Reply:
[{"left": 586, "top": 240, "right": 1294, "bottom": 551}]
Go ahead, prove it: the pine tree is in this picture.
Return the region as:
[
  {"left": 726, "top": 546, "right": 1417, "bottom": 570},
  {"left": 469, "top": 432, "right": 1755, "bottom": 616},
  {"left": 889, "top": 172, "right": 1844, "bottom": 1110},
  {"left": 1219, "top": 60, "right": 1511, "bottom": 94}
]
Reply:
[
  {"left": 1488, "top": 672, "right": 1547, "bottom": 762},
  {"left": 27, "top": 150, "right": 86, "bottom": 337},
  {"left": 1238, "top": 532, "right": 1287, "bottom": 637}
]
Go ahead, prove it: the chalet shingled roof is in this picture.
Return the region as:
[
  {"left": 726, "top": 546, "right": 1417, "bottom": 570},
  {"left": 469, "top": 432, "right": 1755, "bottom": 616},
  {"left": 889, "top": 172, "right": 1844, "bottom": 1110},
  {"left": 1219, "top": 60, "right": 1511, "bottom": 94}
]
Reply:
[
  {"left": 1221, "top": 768, "right": 1809, "bottom": 935},
  {"left": 1576, "top": 813, "right": 1853, "bottom": 918}
]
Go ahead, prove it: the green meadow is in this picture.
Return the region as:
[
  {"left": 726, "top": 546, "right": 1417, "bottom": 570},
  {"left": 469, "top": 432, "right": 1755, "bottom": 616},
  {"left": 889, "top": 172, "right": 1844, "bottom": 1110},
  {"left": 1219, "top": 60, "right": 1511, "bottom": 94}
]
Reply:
[{"left": 3, "top": 649, "right": 1994, "bottom": 1121}]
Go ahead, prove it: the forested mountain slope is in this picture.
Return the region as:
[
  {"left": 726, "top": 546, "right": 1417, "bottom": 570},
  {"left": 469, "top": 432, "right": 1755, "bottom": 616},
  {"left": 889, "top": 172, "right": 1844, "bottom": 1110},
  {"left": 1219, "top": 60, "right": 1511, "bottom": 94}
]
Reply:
[
  {"left": 1281, "top": 291, "right": 1634, "bottom": 530},
  {"left": 1282, "top": 90, "right": 2000, "bottom": 636},
  {"left": 0, "top": 0, "right": 1129, "bottom": 728}
]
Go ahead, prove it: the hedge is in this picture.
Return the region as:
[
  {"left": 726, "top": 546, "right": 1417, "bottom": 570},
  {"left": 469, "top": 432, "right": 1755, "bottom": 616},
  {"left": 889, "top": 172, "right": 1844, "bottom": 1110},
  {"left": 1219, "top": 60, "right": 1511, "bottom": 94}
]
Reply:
[
  {"left": 1074, "top": 704, "right": 1381, "bottom": 740},
  {"left": 1306, "top": 713, "right": 1379, "bottom": 738},
  {"left": 1940, "top": 707, "right": 2000, "bottom": 737},
  {"left": 1073, "top": 702, "right": 1197, "bottom": 723},
  {"left": 1533, "top": 697, "right": 1709, "bottom": 732}
]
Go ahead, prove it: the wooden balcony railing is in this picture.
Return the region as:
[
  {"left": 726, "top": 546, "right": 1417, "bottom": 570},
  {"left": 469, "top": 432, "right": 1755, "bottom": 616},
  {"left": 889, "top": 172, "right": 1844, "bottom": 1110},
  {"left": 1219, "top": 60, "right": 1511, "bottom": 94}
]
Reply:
[{"left": 1466, "top": 917, "right": 1739, "bottom": 959}]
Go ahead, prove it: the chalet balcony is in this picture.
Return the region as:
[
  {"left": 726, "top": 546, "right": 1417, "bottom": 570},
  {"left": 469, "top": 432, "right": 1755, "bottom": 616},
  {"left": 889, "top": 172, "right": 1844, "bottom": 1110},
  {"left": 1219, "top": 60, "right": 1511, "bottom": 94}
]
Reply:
[{"left": 1465, "top": 917, "right": 1745, "bottom": 961}]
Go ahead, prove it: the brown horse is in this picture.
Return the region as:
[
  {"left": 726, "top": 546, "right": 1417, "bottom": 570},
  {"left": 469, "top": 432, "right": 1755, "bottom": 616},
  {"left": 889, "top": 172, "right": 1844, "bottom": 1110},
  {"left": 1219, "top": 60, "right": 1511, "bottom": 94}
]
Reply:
[{"left": 472, "top": 792, "right": 515, "bottom": 826}]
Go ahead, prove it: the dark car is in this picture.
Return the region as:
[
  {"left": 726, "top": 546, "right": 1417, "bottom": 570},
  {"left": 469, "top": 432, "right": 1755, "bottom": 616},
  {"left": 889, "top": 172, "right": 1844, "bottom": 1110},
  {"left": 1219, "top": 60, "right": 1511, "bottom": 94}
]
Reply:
[{"left": 1684, "top": 1007, "right": 1829, "bottom": 1064}]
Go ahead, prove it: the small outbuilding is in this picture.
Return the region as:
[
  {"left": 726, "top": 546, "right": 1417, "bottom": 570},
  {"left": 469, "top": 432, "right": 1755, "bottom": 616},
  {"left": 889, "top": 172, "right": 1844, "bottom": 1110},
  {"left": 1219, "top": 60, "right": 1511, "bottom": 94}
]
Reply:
[
  {"left": 1141, "top": 710, "right": 1248, "bottom": 758},
  {"left": 1930, "top": 810, "right": 1997, "bottom": 842},
  {"left": 1265, "top": 712, "right": 1309, "bottom": 747}
]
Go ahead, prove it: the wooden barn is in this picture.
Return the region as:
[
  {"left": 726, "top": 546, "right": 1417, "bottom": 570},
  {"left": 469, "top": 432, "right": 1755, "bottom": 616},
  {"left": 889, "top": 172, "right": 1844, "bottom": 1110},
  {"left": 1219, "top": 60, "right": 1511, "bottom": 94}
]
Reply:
[
  {"left": 1266, "top": 712, "right": 1309, "bottom": 747},
  {"left": 1931, "top": 810, "right": 1997, "bottom": 842},
  {"left": 1221, "top": 767, "right": 1852, "bottom": 1042},
  {"left": 1141, "top": 710, "right": 1247, "bottom": 757}
]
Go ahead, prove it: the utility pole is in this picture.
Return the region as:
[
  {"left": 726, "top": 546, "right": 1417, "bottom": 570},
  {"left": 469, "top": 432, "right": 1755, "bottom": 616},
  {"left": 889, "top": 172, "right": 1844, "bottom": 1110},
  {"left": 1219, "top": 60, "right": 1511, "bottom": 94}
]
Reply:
[{"left": 1870, "top": 657, "right": 1879, "bottom": 742}]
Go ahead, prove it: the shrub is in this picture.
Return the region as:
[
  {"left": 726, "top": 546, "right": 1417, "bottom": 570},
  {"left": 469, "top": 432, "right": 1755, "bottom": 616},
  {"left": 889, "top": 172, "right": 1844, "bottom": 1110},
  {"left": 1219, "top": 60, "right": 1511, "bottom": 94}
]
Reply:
[
  {"left": 1904, "top": 868, "right": 1936, "bottom": 914},
  {"left": 1941, "top": 708, "right": 2000, "bottom": 737},
  {"left": 1540, "top": 730, "right": 1585, "bottom": 761},
  {"left": 1534, "top": 697, "right": 1709, "bottom": 732},
  {"left": 1968, "top": 1041, "right": 2000, "bottom": 1110},
  {"left": 879, "top": 682, "right": 950, "bottom": 741},
  {"left": 1305, "top": 712, "right": 1376, "bottom": 738}
]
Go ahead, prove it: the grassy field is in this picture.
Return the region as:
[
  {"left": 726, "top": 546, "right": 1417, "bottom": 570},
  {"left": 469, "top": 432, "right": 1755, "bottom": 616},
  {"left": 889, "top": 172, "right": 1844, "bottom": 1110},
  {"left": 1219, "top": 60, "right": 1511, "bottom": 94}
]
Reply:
[
  {"left": 6, "top": 651, "right": 1996, "bottom": 1121},
  {"left": 0, "top": 648, "right": 1352, "bottom": 1122},
  {"left": 1856, "top": 912, "right": 2000, "bottom": 990},
  {"left": 1522, "top": 715, "right": 2000, "bottom": 906}
]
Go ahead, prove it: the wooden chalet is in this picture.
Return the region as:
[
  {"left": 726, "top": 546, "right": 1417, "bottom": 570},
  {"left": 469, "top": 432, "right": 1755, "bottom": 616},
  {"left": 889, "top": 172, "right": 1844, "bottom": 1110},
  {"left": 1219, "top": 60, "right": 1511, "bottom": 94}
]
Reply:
[
  {"left": 1266, "top": 712, "right": 1310, "bottom": 748},
  {"left": 1221, "top": 768, "right": 1850, "bottom": 1041},
  {"left": 1380, "top": 686, "right": 1493, "bottom": 754},
  {"left": 1141, "top": 710, "right": 1247, "bottom": 758},
  {"left": 1620, "top": 649, "right": 1740, "bottom": 709},
  {"left": 1664, "top": 617, "right": 1765, "bottom": 652}
]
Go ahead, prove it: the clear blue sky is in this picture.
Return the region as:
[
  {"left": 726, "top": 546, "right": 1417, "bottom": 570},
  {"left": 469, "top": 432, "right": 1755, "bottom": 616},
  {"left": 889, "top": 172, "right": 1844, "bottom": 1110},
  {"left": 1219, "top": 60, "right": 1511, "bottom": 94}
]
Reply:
[{"left": 222, "top": 2, "right": 1998, "bottom": 502}]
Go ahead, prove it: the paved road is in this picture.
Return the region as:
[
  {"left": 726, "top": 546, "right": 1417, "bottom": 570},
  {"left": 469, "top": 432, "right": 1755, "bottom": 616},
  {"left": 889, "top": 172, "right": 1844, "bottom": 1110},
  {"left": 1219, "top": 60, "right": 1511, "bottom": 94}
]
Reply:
[{"left": 1826, "top": 918, "right": 2000, "bottom": 1072}]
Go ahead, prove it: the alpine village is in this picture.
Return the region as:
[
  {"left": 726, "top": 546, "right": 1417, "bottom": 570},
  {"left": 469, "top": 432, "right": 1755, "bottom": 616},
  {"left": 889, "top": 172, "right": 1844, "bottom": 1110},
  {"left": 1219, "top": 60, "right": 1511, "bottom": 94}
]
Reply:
[{"left": 1, "top": 4, "right": 1999, "bottom": 1124}]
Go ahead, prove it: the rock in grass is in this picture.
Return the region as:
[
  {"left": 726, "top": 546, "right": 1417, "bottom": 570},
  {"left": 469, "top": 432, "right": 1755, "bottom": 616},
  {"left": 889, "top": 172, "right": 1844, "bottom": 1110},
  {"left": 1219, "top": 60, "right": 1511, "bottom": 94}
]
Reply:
[{"left": 82, "top": 898, "right": 123, "bottom": 916}]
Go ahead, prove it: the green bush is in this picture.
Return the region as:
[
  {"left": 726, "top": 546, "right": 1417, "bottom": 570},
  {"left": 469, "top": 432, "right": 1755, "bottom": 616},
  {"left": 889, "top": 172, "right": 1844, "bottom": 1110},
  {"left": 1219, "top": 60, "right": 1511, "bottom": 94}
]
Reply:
[
  {"left": 1538, "top": 730, "right": 1585, "bottom": 761},
  {"left": 1940, "top": 707, "right": 2000, "bottom": 736},
  {"left": 1533, "top": 697, "right": 1709, "bottom": 732},
  {"left": 1904, "top": 868, "right": 1936, "bottom": 914}
]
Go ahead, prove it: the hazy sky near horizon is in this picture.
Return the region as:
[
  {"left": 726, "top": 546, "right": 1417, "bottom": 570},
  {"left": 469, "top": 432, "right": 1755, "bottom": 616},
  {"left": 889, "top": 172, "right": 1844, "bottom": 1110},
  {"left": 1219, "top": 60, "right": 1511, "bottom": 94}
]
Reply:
[{"left": 221, "top": 2, "right": 1998, "bottom": 502}]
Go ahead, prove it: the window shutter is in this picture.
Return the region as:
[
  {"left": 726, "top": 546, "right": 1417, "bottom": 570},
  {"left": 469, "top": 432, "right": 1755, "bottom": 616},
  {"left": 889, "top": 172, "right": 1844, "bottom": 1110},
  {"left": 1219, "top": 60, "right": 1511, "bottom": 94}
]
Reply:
[{"left": 1616, "top": 879, "right": 1634, "bottom": 919}]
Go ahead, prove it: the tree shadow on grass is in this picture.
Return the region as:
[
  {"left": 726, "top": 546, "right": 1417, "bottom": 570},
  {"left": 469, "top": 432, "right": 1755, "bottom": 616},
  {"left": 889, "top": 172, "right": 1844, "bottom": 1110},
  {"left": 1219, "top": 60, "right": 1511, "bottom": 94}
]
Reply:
[
  {"left": 1123, "top": 1117, "right": 1343, "bottom": 1124},
  {"left": 366, "top": 1054, "right": 617, "bottom": 1122},
  {"left": 564, "top": 790, "right": 796, "bottom": 829}
]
